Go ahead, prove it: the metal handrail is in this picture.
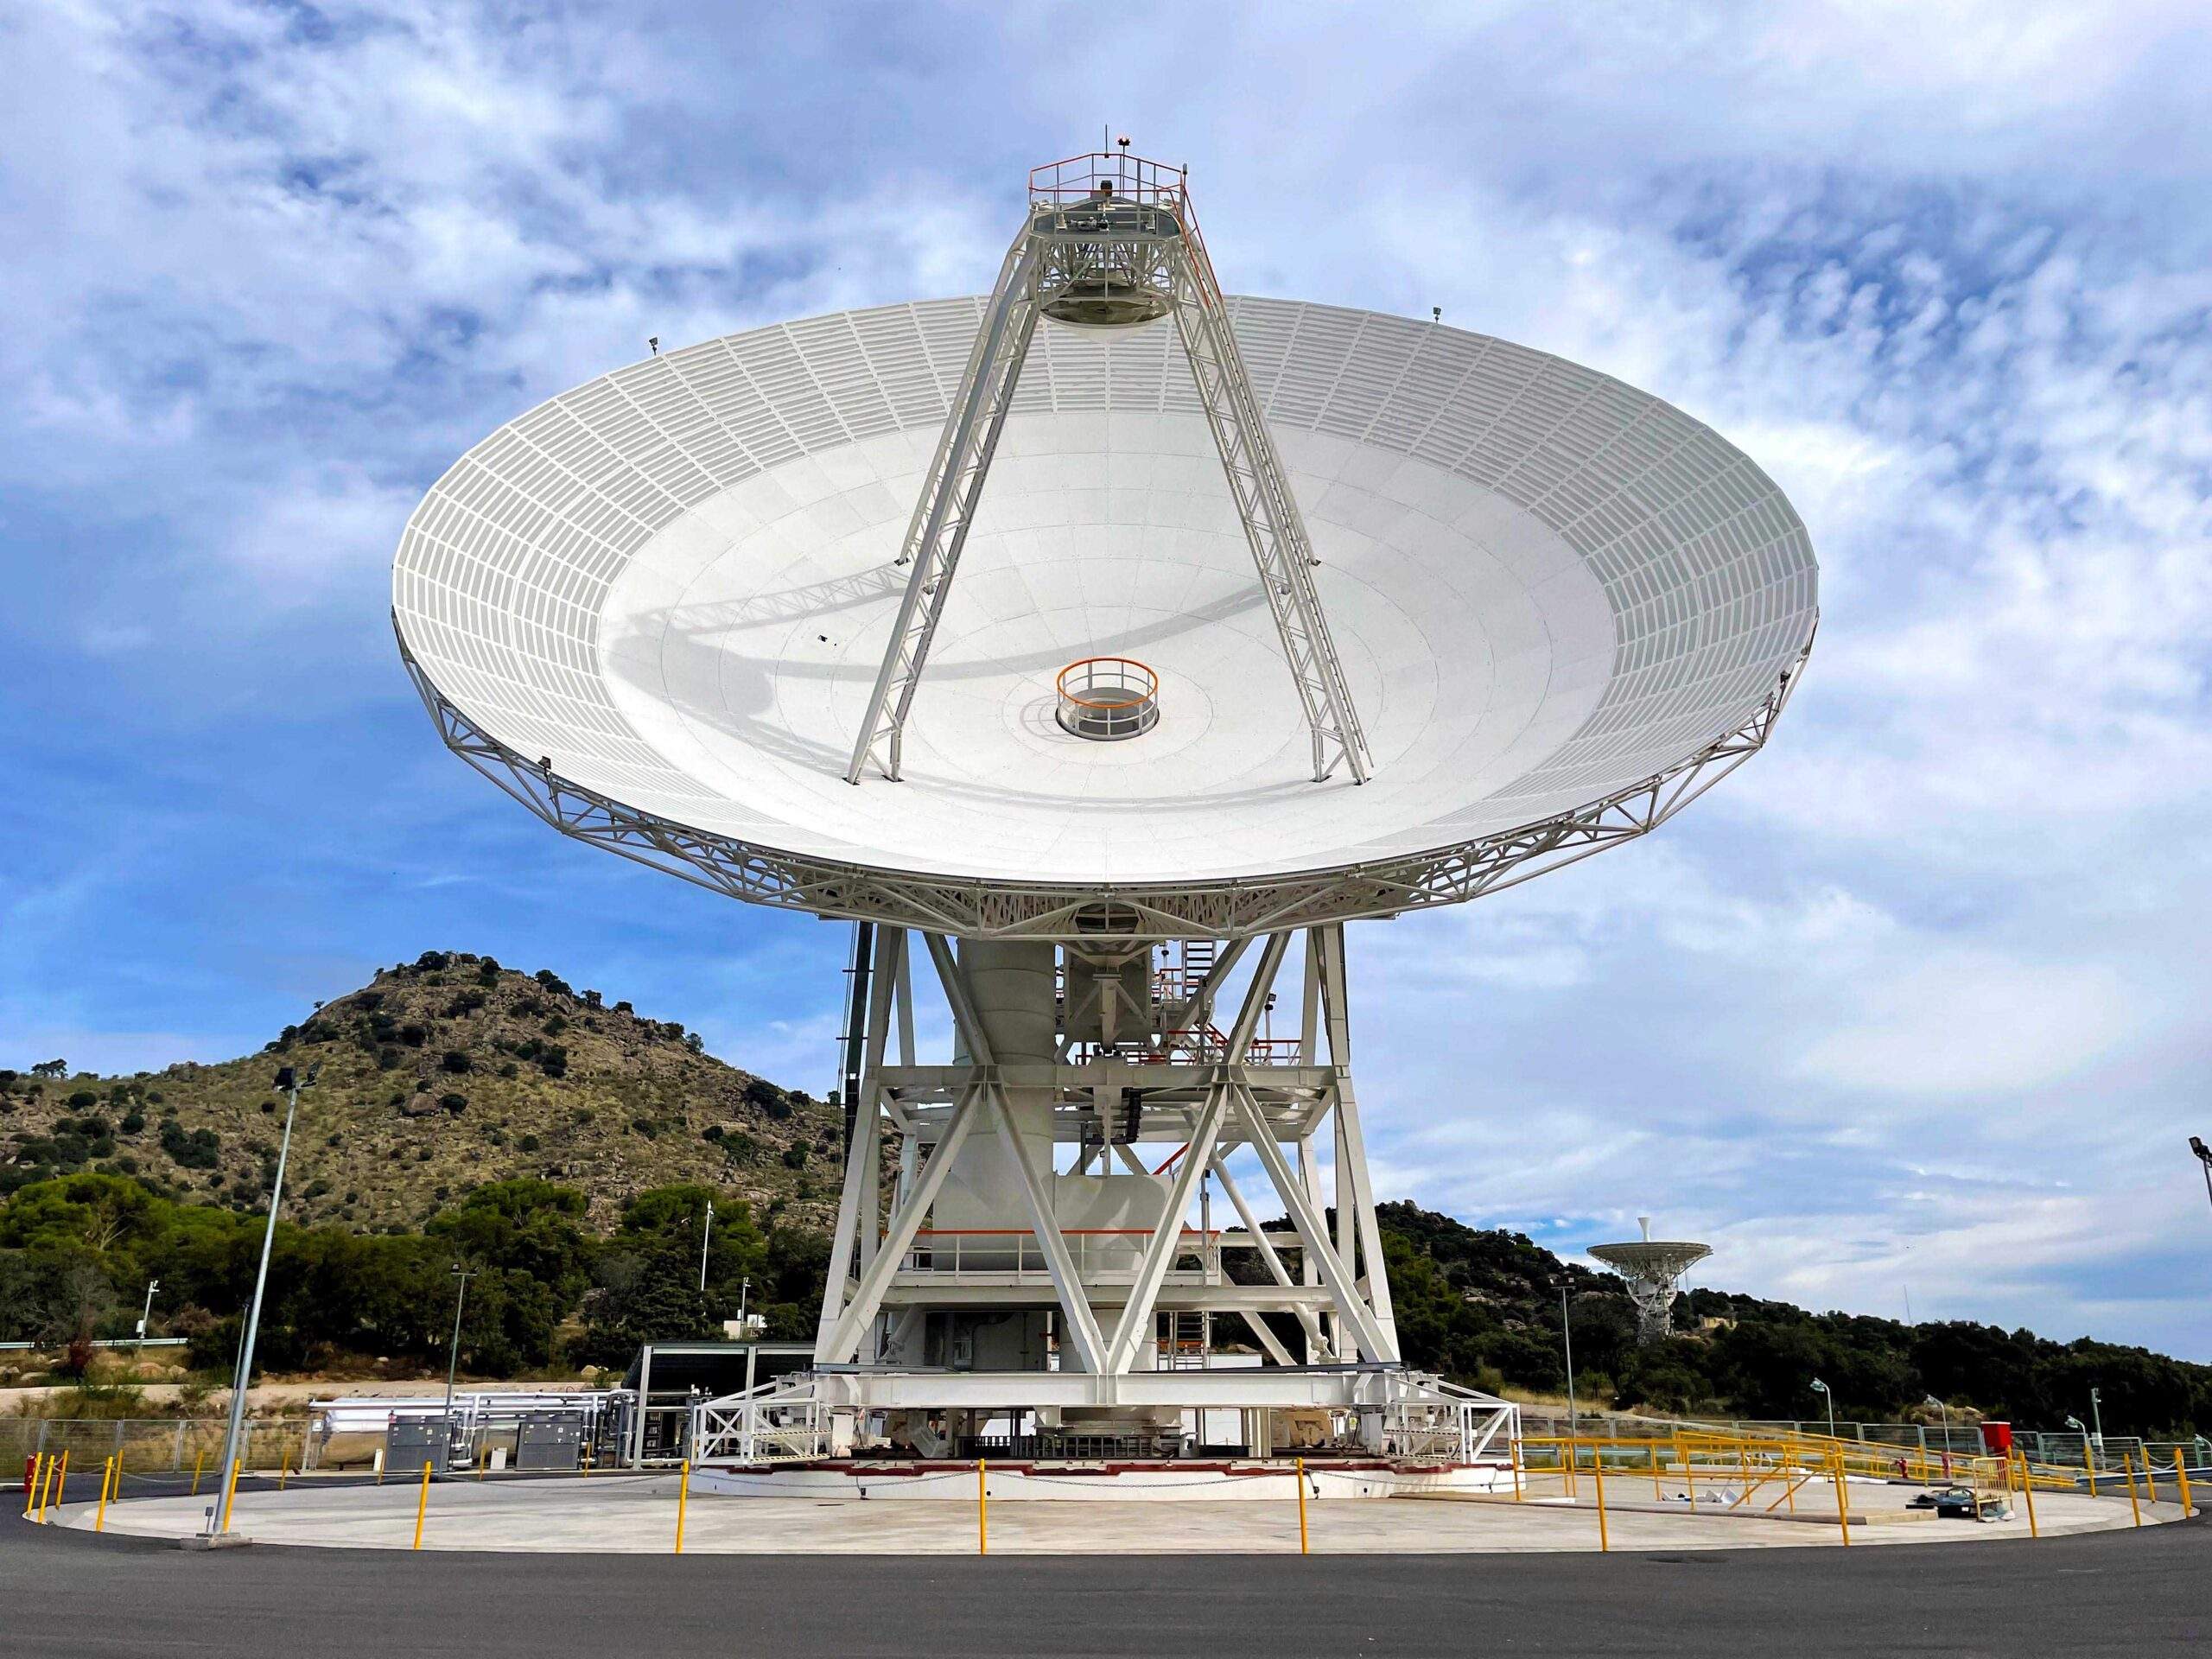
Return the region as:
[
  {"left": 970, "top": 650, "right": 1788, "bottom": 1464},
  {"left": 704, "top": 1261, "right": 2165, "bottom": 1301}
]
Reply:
[
  {"left": 1055, "top": 657, "right": 1160, "bottom": 741},
  {"left": 1028, "top": 149, "right": 1189, "bottom": 209}
]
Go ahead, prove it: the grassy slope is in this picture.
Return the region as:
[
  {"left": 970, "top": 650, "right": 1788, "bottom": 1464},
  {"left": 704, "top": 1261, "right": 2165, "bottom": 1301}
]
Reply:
[{"left": 0, "top": 951, "right": 843, "bottom": 1233}]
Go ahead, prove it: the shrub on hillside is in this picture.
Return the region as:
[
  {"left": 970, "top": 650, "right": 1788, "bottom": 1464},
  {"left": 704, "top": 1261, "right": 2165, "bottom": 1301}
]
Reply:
[{"left": 157, "top": 1122, "right": 219, "bottom": 1169}]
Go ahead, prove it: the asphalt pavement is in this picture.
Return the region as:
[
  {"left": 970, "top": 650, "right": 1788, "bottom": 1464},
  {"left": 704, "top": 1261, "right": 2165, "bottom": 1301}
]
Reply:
[{"left": 5, "top": 1479, "right": 2208, "bottom": 1656}]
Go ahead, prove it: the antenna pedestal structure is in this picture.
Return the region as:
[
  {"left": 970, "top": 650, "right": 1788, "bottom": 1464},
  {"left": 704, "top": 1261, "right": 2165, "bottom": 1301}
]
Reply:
[
  {"left": 846, "top": 151, "right": 1372, "bottom": 789},
  {"left": 1588, "top": 1233, "right": 1713, "bottom": 1344},
  {"left": 695, "top": 921, "right": 1513, "bottom": 1469}
]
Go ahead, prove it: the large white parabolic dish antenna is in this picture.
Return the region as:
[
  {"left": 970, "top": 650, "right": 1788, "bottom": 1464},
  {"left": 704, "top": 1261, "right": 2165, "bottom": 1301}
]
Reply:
[{"left": 394, "top": 297, "right": 1816, "bottom": 939}]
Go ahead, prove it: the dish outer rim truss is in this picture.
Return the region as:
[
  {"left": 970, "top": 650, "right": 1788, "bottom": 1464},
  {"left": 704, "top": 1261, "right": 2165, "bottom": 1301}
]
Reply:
[{"left": 398, "top": 626, "right": 1812, "bottom": 945}]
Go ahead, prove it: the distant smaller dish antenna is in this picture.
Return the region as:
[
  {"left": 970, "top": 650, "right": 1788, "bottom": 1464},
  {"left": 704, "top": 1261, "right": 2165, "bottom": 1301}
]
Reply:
[{"left": 1589, "top": 1217, "right": 1712, "bottom": 1344}]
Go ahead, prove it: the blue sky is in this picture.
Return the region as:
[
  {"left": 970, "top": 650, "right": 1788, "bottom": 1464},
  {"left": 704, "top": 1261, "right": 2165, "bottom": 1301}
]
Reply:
[{"left": 4, "top": 2, "right": 2211, "bottom": 1357}]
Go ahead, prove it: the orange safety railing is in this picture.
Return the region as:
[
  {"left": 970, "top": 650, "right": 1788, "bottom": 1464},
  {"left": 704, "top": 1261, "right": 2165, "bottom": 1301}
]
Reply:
[{"left": 1055, "top": 657, "right": 1160, "bottom": 741}]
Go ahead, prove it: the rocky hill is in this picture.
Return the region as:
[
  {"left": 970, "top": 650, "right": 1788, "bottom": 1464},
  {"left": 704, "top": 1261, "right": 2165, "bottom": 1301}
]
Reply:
[{"left": 0, "top": 950, "right": 843, "bottom": 1232}]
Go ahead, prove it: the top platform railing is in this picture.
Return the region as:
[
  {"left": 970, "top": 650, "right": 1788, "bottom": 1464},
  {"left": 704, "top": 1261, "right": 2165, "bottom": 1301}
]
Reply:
[
  {"left": 1029, "top": 149, "right": 1192, "bottom": 211},
  {"left": 1027, "top": 149, "right": 1220, "bottom": 308}
]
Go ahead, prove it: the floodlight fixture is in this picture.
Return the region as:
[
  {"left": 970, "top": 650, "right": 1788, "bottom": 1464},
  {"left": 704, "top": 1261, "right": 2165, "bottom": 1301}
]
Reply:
[{"left": 1810, "top": 1376, "right": 1835, "bottom": 1440}]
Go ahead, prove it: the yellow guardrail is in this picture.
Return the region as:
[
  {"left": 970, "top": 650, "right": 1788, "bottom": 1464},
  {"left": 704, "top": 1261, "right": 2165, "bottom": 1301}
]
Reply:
[{"left": 1506, "top": 1426, "right": 2193, "bottom": 1540}]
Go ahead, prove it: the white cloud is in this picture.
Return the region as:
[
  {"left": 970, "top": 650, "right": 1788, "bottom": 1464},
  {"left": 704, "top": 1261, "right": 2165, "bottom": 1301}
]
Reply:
[{"left": 1795, "top": 955, "right": 2145, "bottom": 1096}]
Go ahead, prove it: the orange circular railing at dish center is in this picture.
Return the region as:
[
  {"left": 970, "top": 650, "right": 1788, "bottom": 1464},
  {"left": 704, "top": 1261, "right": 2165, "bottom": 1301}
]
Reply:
[{"left": 1055, "top": 658, "right": 1160, "bottom": 741}]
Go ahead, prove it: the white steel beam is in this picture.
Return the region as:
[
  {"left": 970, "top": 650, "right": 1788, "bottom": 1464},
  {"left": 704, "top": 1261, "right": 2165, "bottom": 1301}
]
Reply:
[
  {"left": 1170, "top": 245, "right": 1371, "bottom": 783},
  {"left": 858, "top": 927, "right": 903, "bottom": 1277},
  {"left": 1208, "top": 1154, "right": 1325, "bottom": 1355},
  {"left": 1230, "top": 1084, "right": 1393, "bottom": 1362},
  {"left": 845, "top": 235, "right": 1045, "bottom": 783},
  {"left": 817, "top": 1082, "right": 985, "bottom": 1362},
  {"left": 812, "top": 1082, "right": 884, "bottom": 1351},
  {"left": 982, "top": 1080, "right": 1107, "bottom": 1372},
  {"left": 1098, "top": 940, "right": 1285, "bottom": 1373},
  {"left": 1314, "top": 924, "right": 1396, "bottom": 1348},
  {"left": 919, "top": 932, "right": 988, "bottom": 1059},
  {"left": 1100, "top": 1085, "right": 1228, "bottom": 1373}
]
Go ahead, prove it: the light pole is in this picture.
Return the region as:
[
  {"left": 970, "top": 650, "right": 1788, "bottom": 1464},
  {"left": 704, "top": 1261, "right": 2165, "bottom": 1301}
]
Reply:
[
  {"left": 136, "top": 1278, "right": 161, "bottom": 1350},
  {"left": 2088, "top": 1386, "right": 2105, "bottom": 1450},
  {"left": 1924, "top": 1393, "right": 1954, "bottom": 1472},
  {"left": 699, "top": 1199, "right": 714, "bottom": 1294},
  {"left": 2190, "top": 1137, "right": 2212, "bottom": 1216},
  {"left": 738, "top": 1274, "right": 751, "bottom": 1334},
  {"left": 442, "top": 1263, "right": 475, "bottom": 1465},
  {"left": 204, "top": 1061, "right": 317, "bottom": 1535},
  {"left": 1557, "top": 1284, "right": 1579, "bottom": 1437},
  {"left": 1811, "top": 1376, "right": 1835, "bottom": 1441}
]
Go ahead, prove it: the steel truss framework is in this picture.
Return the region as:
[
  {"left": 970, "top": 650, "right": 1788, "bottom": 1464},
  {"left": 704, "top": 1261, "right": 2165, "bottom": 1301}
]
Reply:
[
  {"left": 683, "top": 918, "right": 1519, "bottom": 1465},
  {"left": 808, "top": 922, "right": 1397, "bottom": 1390},
  {"left": 846, "top": 151, "right": 1371, "bottom": 787},
  {"left": 401, "top": 632, "right": 1810, "bottom": 947}
]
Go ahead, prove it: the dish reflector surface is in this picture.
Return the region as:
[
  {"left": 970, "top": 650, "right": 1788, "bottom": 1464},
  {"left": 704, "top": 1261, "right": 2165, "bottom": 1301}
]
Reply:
[{"left": 393, "top": 298, "right": 1815, "bottom": 897}]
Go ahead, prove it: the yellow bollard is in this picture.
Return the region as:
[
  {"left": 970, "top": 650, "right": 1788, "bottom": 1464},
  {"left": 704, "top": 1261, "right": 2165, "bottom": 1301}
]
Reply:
[
  {"left": 24, "top": 1453, "right": 45, "bottom": 1521},
  {"left": 278, "top": 1451, "right": 289, "bottom": 1492},
  {"left": 1508, "top": 1439, "right": 1522, "bottom": 1502},
  {"left": 674, "top": 1459, "right": 691, "bottom": 1554},
  {"left": 2082, "top": 1440, "right": 2097, "bottom": 1497},
  {"left": 96, "top": 1456, "right": 114, "bottom": 1532},
  {"left": 1651, "top": 1442, "right": 1662, "bottom": 1500},
  {"left": 1591, "top": 1446, "right": 1610, "bottom": 1554},
  {"left": 219, "top": 1457, "right": 242, "bottom": 1535},
  {"left": 2176, "top": 1452, "right": 2194, "bottom": 1519},
  {"left": 976, "top": 1459, "right": 988, "bottom": 1556},
  {"left": 191, "top": 1450, "right": 206, "bottom": 1497},
  {"left": 48, "top": 1450, "right": 69, "bottom": 1522},
  {"left": 2123, "top": 1452, "right": 2142, "bottom": 1527},
  {"left": 414, "top": 1460, "right": 432, "bottom": 1550},
  {"left": 1828, "top": 1452, "right": 1851, "bottom": 1547},
  {"left": 2017, "top": 1452, "right": 2038, "bottom": 1538},
  {"left": 1681, "top": 1434, "right": 1696, "bottom": 1508},
  {"left": 1296, "top": 1457, "right": 1310, "bottom": 1554}
]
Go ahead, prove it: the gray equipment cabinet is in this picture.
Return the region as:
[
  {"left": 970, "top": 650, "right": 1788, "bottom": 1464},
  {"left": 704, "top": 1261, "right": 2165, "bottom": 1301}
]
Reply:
[
  {"left": 515, "top": 1412, "right": 584, "bottom": 1472},
  {"left": 385, "top": 1416, "right": 449, "bottom": 1476}
]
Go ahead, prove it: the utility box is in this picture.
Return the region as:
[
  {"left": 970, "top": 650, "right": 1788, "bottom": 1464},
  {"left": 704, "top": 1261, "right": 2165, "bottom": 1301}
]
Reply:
[
  {"left": 515, "top": 1414, "right": 583, "bottom": 1472},
  {"left": 385, "top": 1417, "right": 449, "bottom": 1476}
]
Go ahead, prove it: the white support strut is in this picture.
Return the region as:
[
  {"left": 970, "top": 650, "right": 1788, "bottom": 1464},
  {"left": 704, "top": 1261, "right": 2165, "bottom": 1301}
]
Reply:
[
  {"left": 845, "top": 235, "right": 1045, "bottom": 784},
  {"left": 1170, "top": 238, "right": 1371, "bottom": 783},
  {"left": 844, "top": 158, "right": 1373, "bottom": 786}
]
